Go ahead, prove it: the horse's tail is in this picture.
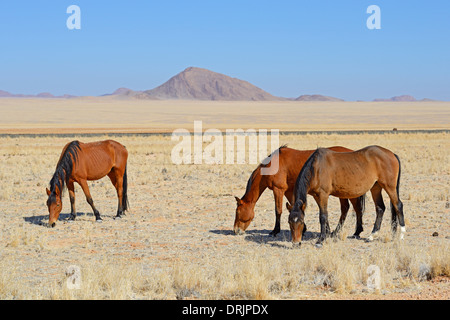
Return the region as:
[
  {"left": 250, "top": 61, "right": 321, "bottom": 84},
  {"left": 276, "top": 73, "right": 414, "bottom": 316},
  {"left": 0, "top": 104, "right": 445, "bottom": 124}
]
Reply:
[
  {"left": 122, "top": 165, "right": 129, "bottom": 212},
  {"left": 390, "top": 154, "right": 401, "bottom": 217}
]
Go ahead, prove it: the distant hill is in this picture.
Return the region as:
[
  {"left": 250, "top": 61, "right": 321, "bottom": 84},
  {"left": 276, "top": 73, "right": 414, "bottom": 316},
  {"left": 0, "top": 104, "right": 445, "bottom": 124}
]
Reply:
[
  {"left": 104, "top": 67, "right": 284, "bottom": 101},
  {"left": 0, "top": 90, "right": 75, "bottom": 99},
  {"left": 107, "top": 68, "right": 347, "bottom": 101},
  {"left": 102, "top": 87, "right": 159, "bottom": 100},
  {"left": 110, "top": 87, "right": 135, "bottom": 96},
  {"left": 295, "top": 94, "right": 344, "bottom": 102},
  {"left": 136, "top": 67, "right": 285, "bottom": 101},
  {"left": 372, "top": 95, "right": 439, "bottom": 102},
  {"left": 373, "top": 95, "right": 417, "bottom": 102}
]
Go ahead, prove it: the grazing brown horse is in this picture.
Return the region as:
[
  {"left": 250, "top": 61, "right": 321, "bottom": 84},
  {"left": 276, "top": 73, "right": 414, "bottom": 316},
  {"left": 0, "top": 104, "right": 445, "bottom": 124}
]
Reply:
[
  {"left": 234, "top": 146, "right": 365, "bottom": 238},
  {"left": 288, "top": 145, "right": 404, "bottom": 247},
  {"left": 46, "top": 140, "right": 128, "bottom": 227}
]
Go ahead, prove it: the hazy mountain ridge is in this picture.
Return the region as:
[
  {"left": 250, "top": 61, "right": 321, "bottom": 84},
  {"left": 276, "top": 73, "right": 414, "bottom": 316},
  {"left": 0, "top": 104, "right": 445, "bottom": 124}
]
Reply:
[
  {"left": 1, "top": 68, "right": 441, "bottom": 101},
  {"left": 373, "top": 95, "right": 436, "bottom": 102},
  {"left": 0, "top": 90, "right": 75, "bottom": 99}
]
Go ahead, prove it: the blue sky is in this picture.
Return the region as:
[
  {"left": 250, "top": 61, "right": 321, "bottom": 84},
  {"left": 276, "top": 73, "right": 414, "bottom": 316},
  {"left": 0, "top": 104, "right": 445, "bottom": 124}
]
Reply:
[{"left": 0, "top": 0, "right": 449, "bottom": 100}]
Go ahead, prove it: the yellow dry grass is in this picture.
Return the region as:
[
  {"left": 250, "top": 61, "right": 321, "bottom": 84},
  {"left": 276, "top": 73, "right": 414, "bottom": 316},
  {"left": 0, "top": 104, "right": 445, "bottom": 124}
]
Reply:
[{"left": 0, "top": 131, "right": 449, "bottom": 300}]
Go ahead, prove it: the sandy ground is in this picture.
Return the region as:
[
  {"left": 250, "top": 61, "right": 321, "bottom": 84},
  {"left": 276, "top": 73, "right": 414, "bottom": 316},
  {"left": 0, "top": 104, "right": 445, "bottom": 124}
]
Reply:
[
  {"left": 0, "top": 131, "right": 448, "bottom": 300},
  {"left": 0, "top": 98, "right": 449, "bottom": 134}
]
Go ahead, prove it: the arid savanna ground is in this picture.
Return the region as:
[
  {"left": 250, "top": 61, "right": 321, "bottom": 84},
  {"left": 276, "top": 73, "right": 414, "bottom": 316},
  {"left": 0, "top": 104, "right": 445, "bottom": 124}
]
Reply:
[{"left": 0, "top": 99, "right": 449, "bottom": 299}]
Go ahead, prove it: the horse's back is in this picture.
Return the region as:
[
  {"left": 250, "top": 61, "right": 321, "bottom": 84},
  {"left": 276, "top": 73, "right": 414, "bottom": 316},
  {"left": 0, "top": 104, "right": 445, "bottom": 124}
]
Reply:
[
  {"left": 80, "top": 140, "right": 127, "bottom": 156},
  {"left": 328, "top": 146, "right": 353, "bottom": 153},
  {"left": 105, "top": 139, "right": 127, "bottom": 151},
  {"left": 72, "top": 140, "right": 127, "bottom": 180},
  {"left": 353, "top": 146, "right": 398, "bottom": 170},
  {"left": 362, "top": 145, "right": 396, "bottom": 158},
  {"left": 360, "top": 146, "right": 400, "bottom": 183},
  {"left": 322, "top": 145, "right": 399, "bottom": 190},
  {"left": 278, "top": 146, "right": 354, "bottom": 185},
  {"left": 324, "top": 145, "right": 394, "bottom": 160},
  {"left": 280, "top": 147, "right": 323, "bottom": 183},
  {"left": 96, "top": 140, "right": 128, "bottom": 168},
  {"left": 107, "top": 140, "right": 128, "bottom": 168}
]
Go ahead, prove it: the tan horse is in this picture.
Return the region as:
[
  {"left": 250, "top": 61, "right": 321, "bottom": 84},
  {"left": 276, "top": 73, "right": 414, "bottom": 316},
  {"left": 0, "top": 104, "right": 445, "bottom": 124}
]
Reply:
[
  {"left": 234, "top": 146, "right": 365, "bottom": 238},
  {"left": 46, "top": 140, "right": 128, "bottom": 227},
  {"left": 289, "top": 146, "right": 404, "bottom": 247}
]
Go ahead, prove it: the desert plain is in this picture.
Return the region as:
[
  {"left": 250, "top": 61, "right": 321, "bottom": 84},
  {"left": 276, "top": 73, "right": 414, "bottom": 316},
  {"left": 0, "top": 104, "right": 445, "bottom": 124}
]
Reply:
[{"left": 0, "top": 98, "right": 449, "bottom": 299}]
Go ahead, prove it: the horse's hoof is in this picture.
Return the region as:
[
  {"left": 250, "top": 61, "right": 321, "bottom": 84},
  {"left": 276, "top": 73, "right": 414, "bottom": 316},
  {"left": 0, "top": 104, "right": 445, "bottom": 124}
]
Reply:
[
  {"left": 366, "top": 231, "right": 379, "bottom": 242},
  {"left": 349, "top": 234, "right": 361, "bottom": 240},
  {"left": 268, "top": 232, "right": 278, "bottom": 237},
  {"left": 315, "top": 243, "right": 323, "bottom": 249},
  {"left": 96, "top": 219, "right": 103, "bottom": 223},
  {"left": 400, "top": 226, "right": 406, "bottom": 240},
  {"left": 114, "top": 215, "right": 122, "bottom": 220}
]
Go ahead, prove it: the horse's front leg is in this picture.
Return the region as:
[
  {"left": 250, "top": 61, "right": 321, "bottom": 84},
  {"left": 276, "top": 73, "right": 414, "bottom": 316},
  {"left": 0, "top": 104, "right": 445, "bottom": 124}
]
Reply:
[
  {"left": 68, "top": 180, "right": 77, "bottom": 221},
  {"left": 269, "top": 187, "right": 285, "bottom": 237},
  {"left": 315, "top": 194, "right": 330, "bottom": 247},
  {"left": 79, "top": 179, "right": 102, "bottom": 222}
]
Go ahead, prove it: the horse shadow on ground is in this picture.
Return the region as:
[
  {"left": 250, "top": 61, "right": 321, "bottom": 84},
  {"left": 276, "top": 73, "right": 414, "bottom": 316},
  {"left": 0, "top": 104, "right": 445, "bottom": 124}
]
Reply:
[
  {"left": 209, "top": 228, "right": 321, "bottom": 248},
  {"left": 23, "top": 212, "right": 92, "bottom": 227}
]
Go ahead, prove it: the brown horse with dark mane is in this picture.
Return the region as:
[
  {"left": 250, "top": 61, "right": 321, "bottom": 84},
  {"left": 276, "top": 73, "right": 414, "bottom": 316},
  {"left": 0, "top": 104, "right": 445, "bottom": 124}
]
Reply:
[
  {"left": 288, "top": 145, "right": 404, "bottom": 247},
  {"left": 234, "top": 146, "right": 365, "bottom": 238},
  {"left": 46, "top": 140, "right": 129, "bottom": 227}
]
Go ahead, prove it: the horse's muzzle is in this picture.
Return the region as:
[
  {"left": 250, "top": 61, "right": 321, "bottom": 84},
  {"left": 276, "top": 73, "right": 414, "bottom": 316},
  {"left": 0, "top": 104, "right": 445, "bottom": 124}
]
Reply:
[
  {"left": 289, "top": 220, "right": 305, "bottom": 246},
  {"left": 233, "top": 227, "right": 245, "bottom": 235},
  {"left": 292, "top": 242, "right": 302, "bottom": 249}
]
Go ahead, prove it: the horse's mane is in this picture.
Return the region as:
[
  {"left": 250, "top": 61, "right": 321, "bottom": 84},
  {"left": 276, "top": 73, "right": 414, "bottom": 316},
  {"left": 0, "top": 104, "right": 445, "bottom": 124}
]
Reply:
[
  {"left": 243, "top": 144, "right": 288, "bottom": 197},
  {"left": 260, "top": 144, "right": 287, "bottom": 168},
  {"left": 293, "top": 148, "right": 321, "bottom": 210},
  {"left": 47, "top": 141, "right": 81, "bottom": 204}
]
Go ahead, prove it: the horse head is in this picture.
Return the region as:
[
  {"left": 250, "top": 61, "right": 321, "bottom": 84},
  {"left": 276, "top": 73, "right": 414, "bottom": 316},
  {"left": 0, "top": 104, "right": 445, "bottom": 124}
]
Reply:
[
  {"left": 46, "top": 187, "right": 62, "bottom": 228},
  {"left": 233, "top": 196, "right": 255, "bottom": 235},
  {"left": 288, "top": 200, "right": 306, "bottom": 246}
]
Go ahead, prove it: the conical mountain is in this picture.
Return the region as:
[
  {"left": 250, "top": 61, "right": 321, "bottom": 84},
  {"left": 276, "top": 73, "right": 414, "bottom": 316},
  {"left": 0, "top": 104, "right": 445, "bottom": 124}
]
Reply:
[{"left": 143, "top": 67, "right": 284, "bottom": 101}]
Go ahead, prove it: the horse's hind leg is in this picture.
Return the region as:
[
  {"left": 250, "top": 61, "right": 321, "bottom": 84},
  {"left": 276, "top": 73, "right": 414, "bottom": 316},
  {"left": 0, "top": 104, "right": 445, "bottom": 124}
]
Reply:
[
  {"left": 331, "top": 198, "right": 350, "bottom": 238},
  {"left": 350, "top": 196, "right": 364, "bottom": 239},
  {"left": 79, "top": 179, "right": 102, "bottom": 222},
  {"left": 385, "top": 186, "right": 406, "bottom": 239},
  {"left": 108, "top": 168, "right": 124, "bottom": 219},
  {"left": 368, "top": 183, "right": 385, "bottom": 241}
]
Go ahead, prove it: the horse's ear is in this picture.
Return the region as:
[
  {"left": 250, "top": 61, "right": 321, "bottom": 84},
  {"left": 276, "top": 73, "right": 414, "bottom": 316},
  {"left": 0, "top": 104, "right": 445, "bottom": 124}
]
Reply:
[
  {"left": 235, "top": 196, "right": 243, "bottom": 205},
  {"left": 46, "top": 188, "right": 51, "bottom": 196},
  {"left": 286, "top": 202, "right": 293, "bottom": 212},
  {"left": 299, "top": 199, "right": 306, "bottom": 211}
]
